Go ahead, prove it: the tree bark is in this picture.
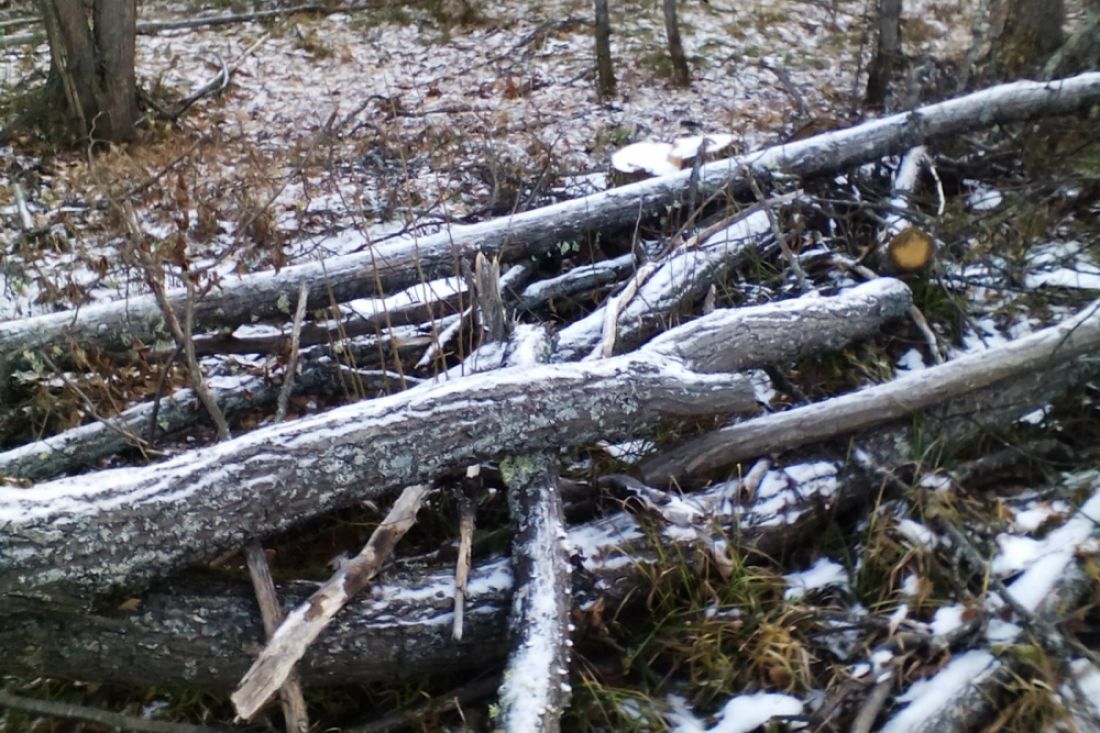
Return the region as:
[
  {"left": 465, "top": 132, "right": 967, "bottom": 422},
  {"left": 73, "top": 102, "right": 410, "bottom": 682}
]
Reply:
[
  {"left": 5, "top": 74, "right": 1099, "bottom": 395},
  {"left": 0, "top": 343, "right": 1093, "bottom": 689},
  {"left": 34, "top": 0, "right": 137, "bottom": 142},
  {"left": 0, "top": 280, "right": 914, "bottom": 611},
  {"left": 987, "top": 0, "right": 1065, "bottom": 78},
  {"left": 663, "top": 0, "right": 691, "bottom": 87},
  {"left": 642, "top": 298, "right": 1100, "bottom": 485},
  {"left": 0, "top": 455, "right": 874, "bottom": 688},
  {"left": 497, "top": 456, "right": 572, "bottom": 733},
  {"left": 0, "top": 352, "right": 755, "bottom": 610},
  {"left": 594, "top": 0, "right": 616, "bottom": 98},
  {"left": 866, "top": 0, "right": 903, "bottom": 108}
]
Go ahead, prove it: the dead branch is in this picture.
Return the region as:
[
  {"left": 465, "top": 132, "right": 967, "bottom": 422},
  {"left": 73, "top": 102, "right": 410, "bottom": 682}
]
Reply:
[
  {"left": 642, "top": 299, "right": 1100, "bottom": 485},
  {"left": 232, "top": 484, "right": 432, "bottom": 720},
  {"left": 496, "top": 323, "right": 572, "bottom": 733},
  {"left": 498, "top": 455, "right": 572, "bottom": 733},
  {"left": 244, "top": 543, "right": 309, "bottom": 733},
  {"left": 275, "top": 283, "right": 310, "bottom": 424},
  {"left": 0, "top": 689, "right": 225, "bottom": 733},
  {"left": 641, "top": 277, "right": 912, "bottom": 373},
  {"left": 0, "top": 358, "right": 1089, "bottom": 689},
  {"left": 881, "top": 479, "right": 1100, "bottom": 732}
]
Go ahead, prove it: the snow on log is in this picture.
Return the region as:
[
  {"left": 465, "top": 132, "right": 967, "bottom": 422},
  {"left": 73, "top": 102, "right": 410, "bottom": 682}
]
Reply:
[
  {"left": 497, "top": 456, "right": 572, "bottom": 733},
  {"left": 880, "top": 475, "right": 1100, "bottom": 733},
  {"left": 555, "top": 208, "right": 777, "bottom": 360},
  {"left": 0, "top": 278, "right": 910, "bottom": 482},
  {"left": 0, "top": 456, "right": 865, "bottom": 687},
  {"left": 0, "top": 279, "right": 915, "bottom": 607},
  {"left": 4, "top": 74, "right": 1099, "bottom": 391},
  {"left": 0, "top": 353, "right": 755, "bottom": 609},
  {"left": 641, "top": 278, "right": 912, "bottom": 372},
  {"left": 642, "top": 298, "right": 1100, "bottom": 485}
]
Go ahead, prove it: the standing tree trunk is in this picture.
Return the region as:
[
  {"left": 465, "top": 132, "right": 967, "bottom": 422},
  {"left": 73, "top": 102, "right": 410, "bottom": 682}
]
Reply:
[
  {"left": 987, "top": 0, "right": 1065, "bottom": 77},
  {"left": 594, "top": 0, "right": 616, "bottom": 99},
  {"left": 662, "top": 0, "right": 690, "bottom": 87},
  {"left": 866, "top": 0, "right": 902, "bottom": 107},
  {"left": 35, "top": 0, "right": 138, "bottom": 143}
]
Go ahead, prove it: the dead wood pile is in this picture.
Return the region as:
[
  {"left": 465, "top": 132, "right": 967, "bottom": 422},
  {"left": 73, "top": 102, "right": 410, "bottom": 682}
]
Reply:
[{"left": 2, "top": 75, "right": 1100, "bottom": 732}]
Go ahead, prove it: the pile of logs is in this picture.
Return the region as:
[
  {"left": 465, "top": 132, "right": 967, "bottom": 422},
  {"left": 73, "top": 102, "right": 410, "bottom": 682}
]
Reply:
[{"left": 2, "top": 73, "right": 1100, "bottom": 731}]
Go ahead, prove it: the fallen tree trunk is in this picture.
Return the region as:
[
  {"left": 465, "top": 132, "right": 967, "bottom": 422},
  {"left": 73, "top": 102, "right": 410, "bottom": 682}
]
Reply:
[
  {"left": 0, "top": 456, "right": 868, "bottom": 687},
  {"left": 0, "top": 279, "right": 911, "bottom": 482},
  {"left": 642, "top": 298, "right": 1100, "bottom": 485},
  {"left": 497, "top": 456, "right": 572, "bottom": 733},
  {"left": 4, "top": 73, "right": 1098, "bottom": 394},
  {"left": 0, "top": 352, "right": 755, "bottom": 610},
  {"left": 555, "top": 208, "right": 777, "bottom": 360}
]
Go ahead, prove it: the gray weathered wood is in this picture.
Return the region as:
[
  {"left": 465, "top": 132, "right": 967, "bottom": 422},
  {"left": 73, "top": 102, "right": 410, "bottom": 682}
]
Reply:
[
  {"left": 642, "top": 278, "right": 912, "bottom": 372},
  {"left": 498, "top": 455, "right": 572, "bottom": 733},
  {"left": 0, "top": 353, "right": 755, "bottom": 609},
  {"left": 232, "top": 485, "right": 432, "bottom": 720},
  {"left": 0, "top": 359, "right": 1091, "bottom": 689},
  {"left": 642, "top": 299, "right": 1100, "bottom": 484}
]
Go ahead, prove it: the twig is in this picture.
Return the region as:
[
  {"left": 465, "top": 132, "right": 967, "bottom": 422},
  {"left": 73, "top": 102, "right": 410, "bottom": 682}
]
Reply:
[
  {"left": 38, "top": 352, "right": 153, "bottom": 458},
  {"left": 832, "top": 254, "right": 945, "bottom": 363},
  {"left": 247, "top": 280, "right": 312, "bottom": 732},
  {"left": 350, "top": 676, "right": 500, "bottom": 733},
  {"left": 0, "top": 689, "right": 224, "bottom": 733},
  {"left": 12, "top": 183, "right": 34, "bottom": 231},
  {"left": 232, "top": 484, "right": 433, "bottom": 720},
  {"left": 453, "top": 492, "right": 477, "bottom": 641},
  {"left": 184, "top": 279, "right": 231, "bottom": 440},
  {"left": 244, "top": 543, "right": 310, "bottom": 733},
  {"left": 124, "top": 136, "right": 210, "bottom": 200},
  {"left": 139, "top": 240, "right": 230, "bottom": 441},
  {"left": 275, "top": 283, "right": 310, "bottom": 423},
  {"left": 743, "top": 166, "right": 810, "bottom": 291},
  {"left": 759, "top": 59, "right": 811, "bottom": 121},
  {"left": 848, "top": 673, "right": 894, "bottom": 733},
  {"left": 147, "top": 344, "right": 183, "bottom": 445}
]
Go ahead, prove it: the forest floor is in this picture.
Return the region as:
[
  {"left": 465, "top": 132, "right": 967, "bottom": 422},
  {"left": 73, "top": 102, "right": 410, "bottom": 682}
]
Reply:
[{"left": 3, "top": 0, "right": 1100, "bottom": 732}]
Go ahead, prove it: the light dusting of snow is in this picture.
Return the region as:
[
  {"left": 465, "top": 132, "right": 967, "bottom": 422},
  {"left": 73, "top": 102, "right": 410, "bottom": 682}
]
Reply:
[
  {"left": 882, "top": 479, "right": 1100, "bottom": 732},
  {"left": 896, "top": 348, "right": 927, "bottom": 371},
  {"left": 881, "top": 650, "right": 998, "bottom": 733},
  {"left": 965, "top": 182, "right": 1003, "bottom": 211},
  {"left": 896, "top": 518, "right": 937, "bottom": 549},
  {"left": 928, "top": 604, "right": 966, "bottom": 636},
  {"left": 668, "top": 692, "right": 804, "bottom": 733},
  {"left": 783, "top": 557, "right": 849, "bottom": 601}
]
